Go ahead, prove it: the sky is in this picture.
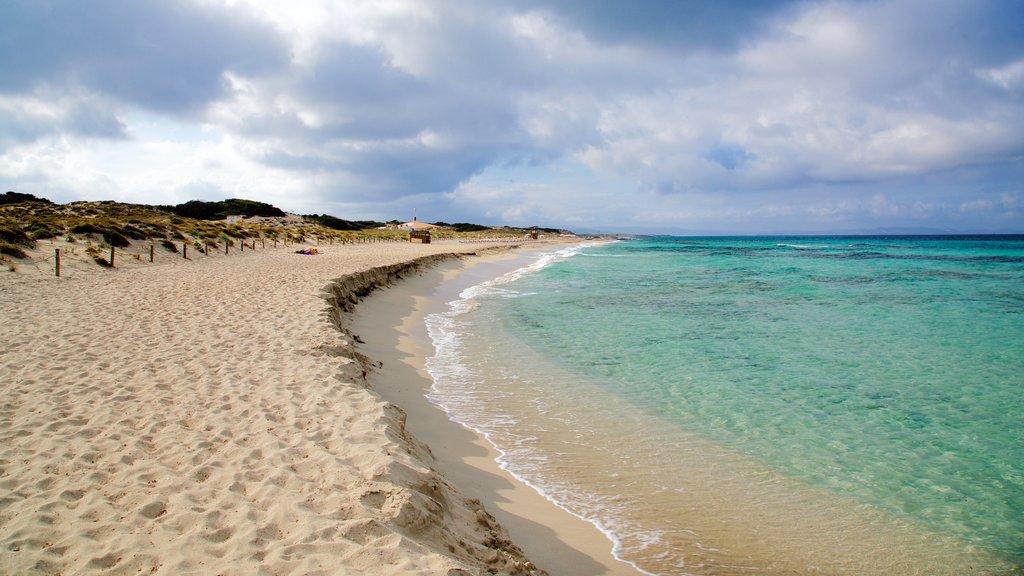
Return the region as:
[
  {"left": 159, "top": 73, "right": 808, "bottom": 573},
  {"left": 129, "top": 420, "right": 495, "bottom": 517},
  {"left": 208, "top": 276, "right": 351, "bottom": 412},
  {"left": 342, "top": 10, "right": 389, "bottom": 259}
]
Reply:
[{"left": 2, "top": 0, "right": 1023, "bottom": 234}]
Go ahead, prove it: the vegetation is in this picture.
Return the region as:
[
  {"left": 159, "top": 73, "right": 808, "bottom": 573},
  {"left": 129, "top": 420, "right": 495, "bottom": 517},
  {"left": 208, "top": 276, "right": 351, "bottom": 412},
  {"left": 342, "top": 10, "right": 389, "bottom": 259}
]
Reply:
[
  {"left": 0, "top": 243, "right": 27, "bottom": 259},
  {"left": 161, "top": 198, "right": 287, "bottom": 220},
  {"left": 0, "top": 192, "right": 576, "bottom": 271},
  {"left": 0, "top": 223, "right": 32, "bottom": 246},
  {"left": 448, "top": 222, "right": 491, "bottom": 233},
  {"left": 304, "top": 214, "right": 384, "bottom": 231},
  {"left": 2, "top": 191, "right": 52, "bottom": 205}
]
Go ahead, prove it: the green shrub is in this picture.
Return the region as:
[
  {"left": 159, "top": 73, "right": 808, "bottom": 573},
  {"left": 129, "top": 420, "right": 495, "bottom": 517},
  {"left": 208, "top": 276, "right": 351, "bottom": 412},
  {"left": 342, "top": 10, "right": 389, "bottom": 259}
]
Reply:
[
  {"left": 70, "top": 223, "right": 103, "bottom": 235},
  {"left": 102, "top": 230, "right": 130, "bottom": 248},
  {"left": 25, "top": 221, "right": 62, "bottom": 240},
  {"left": 120, "top": 223, "right": 150, "bottom": 240},
  {"left": 0, "top": 224, "right": 31, "bottom": 246},
  {"left": 1, "top": 191, "right": 52, "bottom": 205},
  {"left": 0, "top": 242, "right": 27, "bottom": 258},
  {"left": 169, "top": 198, "right": 286, "bottom": 220}
]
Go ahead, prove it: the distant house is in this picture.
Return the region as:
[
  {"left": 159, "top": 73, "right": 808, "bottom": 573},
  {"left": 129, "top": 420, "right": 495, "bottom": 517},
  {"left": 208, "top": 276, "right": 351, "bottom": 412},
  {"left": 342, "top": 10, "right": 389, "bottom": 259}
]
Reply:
[{"left": 398, "top": 217, "right": 438, "bottom": 231}]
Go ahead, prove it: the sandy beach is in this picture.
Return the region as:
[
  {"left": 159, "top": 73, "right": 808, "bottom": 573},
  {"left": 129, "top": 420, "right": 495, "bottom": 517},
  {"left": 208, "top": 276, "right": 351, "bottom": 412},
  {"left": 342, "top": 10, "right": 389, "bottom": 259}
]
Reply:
[
  {"left": 350, "top": 251, "right": 638, "bottom": 576},
  {"left": 0, "top": 237, "right": 624, "bottom": 575}
]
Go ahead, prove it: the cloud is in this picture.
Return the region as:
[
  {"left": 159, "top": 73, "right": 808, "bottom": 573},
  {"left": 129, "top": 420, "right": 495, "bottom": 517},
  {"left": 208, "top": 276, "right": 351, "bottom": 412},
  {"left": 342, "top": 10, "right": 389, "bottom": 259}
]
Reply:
[
  {"left": 0, "top": 92, "right": 127, "bottom": 146},
  {"left": 518, "top": 0, "right": 798, "bottom": 51},
  {"left": 0, "top": 0, "right": 287, "bottom": 116},
  {"left": 0, "top": 0, "right": 1022, "bottom": 233}
]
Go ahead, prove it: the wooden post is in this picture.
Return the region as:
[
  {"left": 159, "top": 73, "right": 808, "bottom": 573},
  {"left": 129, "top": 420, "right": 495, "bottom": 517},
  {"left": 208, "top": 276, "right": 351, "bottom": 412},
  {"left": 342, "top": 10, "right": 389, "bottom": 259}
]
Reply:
[
  {"left": 274, "top": 238, "right": 278, "bottom": 248},
  {"left": 241, "top": 240, "right": 244, "bottom": 252},
  {"left": 150, "top": 242, "right": 154, "bottom": 262},
  {"left": 225, "top": 242, "right": 229, "bottom": 255},
  {"left": 183, "top": 243, "right": 187, "bottom": 259},
  {"left": 109, "top": 247, "right": 115, "bottom": 267},
  {"left": 55, "top": 248, "right": 60, "bottom": 277},
  {"left": 251, "top": 240, "right": 255, "bottom": 250},
  {"left": 262, "top": 238, "right": 265, "bottom": 249}
]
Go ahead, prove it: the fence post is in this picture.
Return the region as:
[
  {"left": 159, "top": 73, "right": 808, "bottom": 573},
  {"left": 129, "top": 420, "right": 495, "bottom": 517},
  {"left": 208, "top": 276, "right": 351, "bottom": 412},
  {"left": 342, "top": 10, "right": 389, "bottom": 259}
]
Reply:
[
  {"left": 110, "top": 247, "right": 115, "bottom": 267},
  {"left": 55, "top": 248, "right": 60, "bottom": 277},
  {"left": 150, "top": 242, "right": 154, "bottom": 262},
  {"left": 183, "top": 243, "right": 187, "bottom": 259}
]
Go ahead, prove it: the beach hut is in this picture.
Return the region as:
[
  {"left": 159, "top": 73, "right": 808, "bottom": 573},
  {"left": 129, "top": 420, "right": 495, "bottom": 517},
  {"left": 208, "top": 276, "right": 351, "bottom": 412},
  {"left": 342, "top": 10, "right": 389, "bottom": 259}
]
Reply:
[
  {"left": 409, "top": 229, "right": 431, "bottom": 243},
  {"left": 401, "top": 217, "right": 435, "bottom": 243}
]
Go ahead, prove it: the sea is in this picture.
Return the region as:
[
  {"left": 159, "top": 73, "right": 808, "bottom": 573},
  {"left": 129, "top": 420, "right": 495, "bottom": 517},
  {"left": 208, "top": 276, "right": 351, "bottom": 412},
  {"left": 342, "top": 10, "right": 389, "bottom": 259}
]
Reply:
[{"left": 423, "top": 236, "right": 1024, "bottom": 576}]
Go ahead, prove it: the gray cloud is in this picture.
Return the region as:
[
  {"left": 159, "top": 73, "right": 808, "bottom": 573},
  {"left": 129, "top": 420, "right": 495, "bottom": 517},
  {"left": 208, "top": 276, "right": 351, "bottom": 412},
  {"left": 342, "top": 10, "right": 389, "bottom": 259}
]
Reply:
[
  {"left": 519, "top": 0, "right": 799, "bottom": 51},
  {"left": 0, "top": 0, "right": 287, "bottom": 116},
  {"left": 1, "top": 0, "right": 1022, "bottom": 232}
]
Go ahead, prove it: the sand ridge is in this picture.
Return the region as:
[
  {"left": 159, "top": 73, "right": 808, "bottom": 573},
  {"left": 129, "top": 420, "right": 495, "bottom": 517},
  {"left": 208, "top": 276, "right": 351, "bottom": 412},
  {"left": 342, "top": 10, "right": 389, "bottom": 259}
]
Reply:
[{"left": 0, "top": 239, "right": 547, "bottom": 575}]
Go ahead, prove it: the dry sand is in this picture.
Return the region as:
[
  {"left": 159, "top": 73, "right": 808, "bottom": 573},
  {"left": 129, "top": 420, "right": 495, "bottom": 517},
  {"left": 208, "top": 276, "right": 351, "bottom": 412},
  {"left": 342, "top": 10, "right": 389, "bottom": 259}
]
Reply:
[{"left": 0, "top": 237, "right": 600, "bottom": 575}]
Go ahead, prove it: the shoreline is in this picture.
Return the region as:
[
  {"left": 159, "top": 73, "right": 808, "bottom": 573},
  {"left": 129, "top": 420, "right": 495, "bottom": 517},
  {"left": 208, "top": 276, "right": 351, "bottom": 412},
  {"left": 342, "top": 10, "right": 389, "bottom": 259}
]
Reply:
[
  {"left": 348, "top": 248, "right": 639, "bottom": 576},
  {"left": 0, "top": 237, "right": 573, "bottom": 575}
]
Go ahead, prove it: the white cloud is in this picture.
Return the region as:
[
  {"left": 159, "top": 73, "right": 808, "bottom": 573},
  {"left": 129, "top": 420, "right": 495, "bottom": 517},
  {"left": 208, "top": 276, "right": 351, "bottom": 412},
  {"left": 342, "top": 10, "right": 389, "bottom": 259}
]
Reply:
[
  {"left": 1, "top": 0, "right": 1022, "bottom": 232},
  {"left": 979, "top": 58, "right": 1024, "bottom": 90}
]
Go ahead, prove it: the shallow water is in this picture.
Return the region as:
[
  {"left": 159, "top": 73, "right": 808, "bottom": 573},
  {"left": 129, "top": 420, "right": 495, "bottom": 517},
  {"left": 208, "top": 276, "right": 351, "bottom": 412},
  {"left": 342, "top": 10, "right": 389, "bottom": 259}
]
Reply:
[{"left": 425, "top": 237, "right": 1024, "bottom": 575}]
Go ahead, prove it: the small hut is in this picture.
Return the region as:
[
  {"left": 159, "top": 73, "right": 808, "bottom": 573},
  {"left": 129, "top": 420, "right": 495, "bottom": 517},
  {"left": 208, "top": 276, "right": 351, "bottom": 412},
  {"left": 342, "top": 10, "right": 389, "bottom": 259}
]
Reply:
[{"left": 402, "top": 216, "right": 436, "bottom": 243}]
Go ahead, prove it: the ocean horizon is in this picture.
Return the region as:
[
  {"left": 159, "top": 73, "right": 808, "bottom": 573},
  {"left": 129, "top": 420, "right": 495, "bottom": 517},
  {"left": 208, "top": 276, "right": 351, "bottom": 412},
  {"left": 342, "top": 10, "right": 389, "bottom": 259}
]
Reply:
[{"left": 425, "top": 235, "right": 1024, "bottom": 575}]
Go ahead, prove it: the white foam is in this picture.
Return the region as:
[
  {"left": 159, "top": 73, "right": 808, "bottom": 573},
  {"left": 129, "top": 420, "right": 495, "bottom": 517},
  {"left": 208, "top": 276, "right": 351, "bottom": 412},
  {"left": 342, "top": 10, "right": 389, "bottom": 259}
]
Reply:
[{"left": 422, "top": 241, "right": 657, "bottom": 576}]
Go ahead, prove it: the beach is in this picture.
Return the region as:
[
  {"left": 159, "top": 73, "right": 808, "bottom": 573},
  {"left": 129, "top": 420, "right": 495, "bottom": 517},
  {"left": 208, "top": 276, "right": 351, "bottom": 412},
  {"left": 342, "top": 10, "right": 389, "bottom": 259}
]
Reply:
[
  {"left": 0, "top": 236, "right": 625, "bottom": 575},
  {"left": 349, "top": 249, "right": 636, "bottom": 576}
]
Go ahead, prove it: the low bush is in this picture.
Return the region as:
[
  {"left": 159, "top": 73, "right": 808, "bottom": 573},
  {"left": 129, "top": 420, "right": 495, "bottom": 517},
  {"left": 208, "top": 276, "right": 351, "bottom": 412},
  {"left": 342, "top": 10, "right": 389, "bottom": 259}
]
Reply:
[
  {"left": 0, "top": 242, "right": 27, "bottom": 258},
  {"left": 0, "top": 224, "right": 31, "bottom": 246},
  {"left": 102, "top": 230, "right": 131, "bottom": 248},
  {"left": 25, "top": 221, "right": 63, "bottom": 240},
  {"left": 70, "top": 223, "right": 104, "bottom": 235}
]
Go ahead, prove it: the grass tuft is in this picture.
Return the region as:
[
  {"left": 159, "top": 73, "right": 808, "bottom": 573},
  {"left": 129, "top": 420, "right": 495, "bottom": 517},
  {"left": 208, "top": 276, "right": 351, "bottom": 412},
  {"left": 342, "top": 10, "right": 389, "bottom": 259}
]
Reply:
[{"left": 0, "top": 242, "right": 27, "bottom": 259}]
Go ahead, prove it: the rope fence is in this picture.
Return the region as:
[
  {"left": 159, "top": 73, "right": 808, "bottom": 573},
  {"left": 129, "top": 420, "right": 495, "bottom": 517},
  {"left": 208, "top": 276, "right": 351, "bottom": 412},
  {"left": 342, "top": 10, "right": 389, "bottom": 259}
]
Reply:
[{"left": 44, "top": 232, "right": 529, "bottom": 277}]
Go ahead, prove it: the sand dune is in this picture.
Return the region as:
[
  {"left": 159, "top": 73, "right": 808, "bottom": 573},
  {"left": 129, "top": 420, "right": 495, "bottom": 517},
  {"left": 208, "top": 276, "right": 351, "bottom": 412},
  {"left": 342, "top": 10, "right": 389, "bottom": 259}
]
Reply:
[{"left": 1, "top": 239, "right": 545, "bottom": 575}]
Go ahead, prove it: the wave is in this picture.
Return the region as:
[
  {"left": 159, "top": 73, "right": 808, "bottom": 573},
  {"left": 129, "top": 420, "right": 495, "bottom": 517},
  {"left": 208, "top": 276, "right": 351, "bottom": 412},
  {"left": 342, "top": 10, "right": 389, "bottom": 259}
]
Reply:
[
  {"left": 421, "top": 242, "right": 659, "bottom": 576},
  {"left": 459, "top": 242, "right": 597, "bottom": 300}
]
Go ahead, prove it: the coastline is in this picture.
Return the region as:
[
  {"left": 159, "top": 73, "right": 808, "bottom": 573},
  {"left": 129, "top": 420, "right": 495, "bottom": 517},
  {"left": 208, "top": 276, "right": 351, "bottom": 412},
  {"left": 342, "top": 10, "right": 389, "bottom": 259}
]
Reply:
[
  {"left": 348, "top": 248, "right": 639, "bottom": 576},
  {"left": 0, "top": 237, "right": 571, "bottom": 575}
]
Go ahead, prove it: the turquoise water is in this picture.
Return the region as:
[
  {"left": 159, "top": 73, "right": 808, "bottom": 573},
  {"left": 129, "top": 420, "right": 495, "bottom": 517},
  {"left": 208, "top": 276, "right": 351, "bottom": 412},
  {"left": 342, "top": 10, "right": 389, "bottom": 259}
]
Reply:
[{"left": 426, "top": 237, "right": 1024, "bottom": 575}]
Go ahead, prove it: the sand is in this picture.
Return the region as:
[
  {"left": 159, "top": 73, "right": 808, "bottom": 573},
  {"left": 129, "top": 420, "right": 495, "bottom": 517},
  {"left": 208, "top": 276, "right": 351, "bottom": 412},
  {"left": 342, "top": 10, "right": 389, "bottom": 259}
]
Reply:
[
  {"left": 349, "top": 253, "right": 639, "bottom": 576},
  {"left": 0, "top": 237, "right": 617, "bottom": 575}
]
